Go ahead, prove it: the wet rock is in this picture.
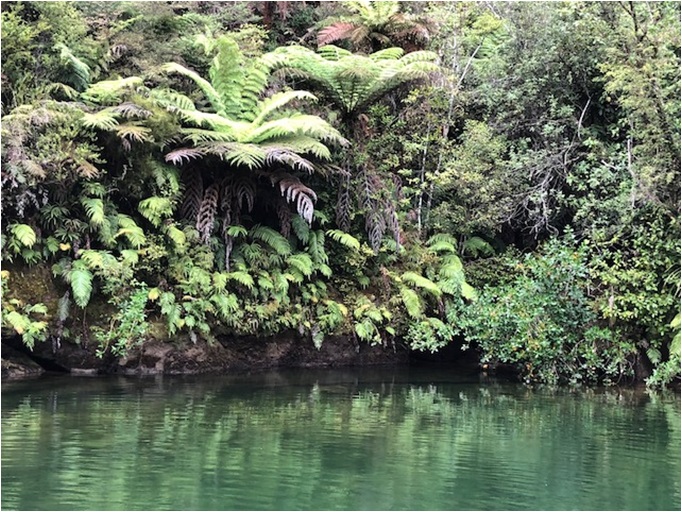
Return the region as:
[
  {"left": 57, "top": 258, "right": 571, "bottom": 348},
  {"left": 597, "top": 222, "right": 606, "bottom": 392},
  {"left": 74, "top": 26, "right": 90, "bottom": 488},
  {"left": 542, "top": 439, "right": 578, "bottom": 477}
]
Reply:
[{"left": 1, "top": 344, "right": 45, "bottom": 380}]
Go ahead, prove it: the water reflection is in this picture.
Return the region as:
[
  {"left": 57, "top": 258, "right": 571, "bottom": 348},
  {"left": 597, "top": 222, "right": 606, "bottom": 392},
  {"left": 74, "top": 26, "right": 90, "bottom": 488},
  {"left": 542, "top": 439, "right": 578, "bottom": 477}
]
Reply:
[{"left": 2, "top": 368, "right": 680, "bottom": 510}]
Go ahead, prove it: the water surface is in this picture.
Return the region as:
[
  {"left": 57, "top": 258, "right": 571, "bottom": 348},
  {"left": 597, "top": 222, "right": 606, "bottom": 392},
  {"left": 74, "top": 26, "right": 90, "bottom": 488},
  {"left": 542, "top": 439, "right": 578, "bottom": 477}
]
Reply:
[{"left": 2, "top": 367, "right": 680, "bottom": 510}]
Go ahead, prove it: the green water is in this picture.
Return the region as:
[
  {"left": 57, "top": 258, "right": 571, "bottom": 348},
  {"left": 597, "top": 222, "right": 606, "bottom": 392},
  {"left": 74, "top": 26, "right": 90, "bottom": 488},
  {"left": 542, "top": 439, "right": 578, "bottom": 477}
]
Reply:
[{"left": 1, "top": 367, "right": 680, "bottom": 511}]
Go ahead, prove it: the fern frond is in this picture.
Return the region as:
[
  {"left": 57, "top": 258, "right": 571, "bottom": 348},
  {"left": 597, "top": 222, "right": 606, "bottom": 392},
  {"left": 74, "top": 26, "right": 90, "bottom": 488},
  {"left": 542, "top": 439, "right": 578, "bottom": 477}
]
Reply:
[
  {"left": 225, "top": 271, "right": 254, "bottom": 289},
  {"left": 211, "top": 292, "right": 240, "bottom": 321},
  {"left": 251, "top": 91, "right": 318, "bottom": 125},
  {"left": 151, "top": 88, "right": 197, "bottom": 111},
  {"left": 78, "top": 249, "right": 113, "bottom": 269},
  {"left": 428, "top": 240, "right": 457, "bottom": 254},
  {"left": 10, "top": 224, "right": 37, "bottom": 248},
  {"left": 400, "top": 286, "right": 424, "bottom": 319},
  {"left": 292, "top": 216, "right": 311, "bottom": 244},
  {"left": 55, "top": 42, "right": 91, "bottom": 91},
  {"left": 226, "top": 225, "right": 248, "bottom": 238},
  {"left": 326, "top": 229, "right": 360, "bottom": 250},
  {"left": 81, "top": 198, "right": 105, "bottom": 226},
  {"left": 165, "top": 147, "right": 206, "bottom": 165},
  {"left": 82, "top": 76, "right": 144, "bottom": 104},
  {"left": 196, "top": 184, "right": 219, "bottom": 243},
  {"left": 268, "top": 147, "right": 318, "bottom": 174},
  {"left": 318, "top": 45, "right": 354, "bottom": 61},
  {"left": 402, "top": 271, "right": 442, "bottom": 298},
  {"left": 439, "top": 254, "right": 464, "bottom": 278},
  {"left": 116, "top": 123, "right": 153, "bottom": 144},
  {"left": 138, "top": 196, "right": 173, "bottom": 228},
  {"left": 81, "top": 110, "right": 119, "bottom": 131},
  {"left": 116, "top": 214, "right": 146, "bottom": 248},
  {"left": 110, "top": 102, "right": 152, "bottom": 119},
  {"left": 251, "top": 225, "right": 292, "bottom": 256},
  {"left": 427, "top": 233, "right": 459, "bottom": 248},
  {"left": 163, "top": 62, "right": 224, "bottom": 114},
  {"left": 119, "top": 249, "right": 139, "bottom": 266},
  {"left": 307, "top": 230, "right": 328, "bottom": 265},
  {"left": 271, "top": 174, "right": 318, "bottom": 225},
  {"left": 287, "top": 253, "right": 314, "bottom": 277},
  {"left": 460, "top": 282, "right": 477, "bottom": 301},
  {"left": 318, "top": 23, "right": 358, "bottom": 47},
  {"left": 70, "top": 261, "right": 93, "bottom": 308}
]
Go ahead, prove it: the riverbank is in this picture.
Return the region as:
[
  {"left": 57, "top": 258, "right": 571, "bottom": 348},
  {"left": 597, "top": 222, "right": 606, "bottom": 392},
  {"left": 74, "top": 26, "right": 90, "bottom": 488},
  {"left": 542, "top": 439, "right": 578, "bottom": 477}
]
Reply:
[{"left": 1, "top": 332, "right": 416, "bottom": 380}]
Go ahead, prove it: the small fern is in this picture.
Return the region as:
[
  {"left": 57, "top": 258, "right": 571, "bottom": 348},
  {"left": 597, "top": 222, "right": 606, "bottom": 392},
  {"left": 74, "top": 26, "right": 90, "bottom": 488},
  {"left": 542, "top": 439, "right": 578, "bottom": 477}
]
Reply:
[
  {"left": 138, "top": 196, "right": 173, "bottom": 228},
  {"left": 10, "top": 224, "right": 37, "bottom": 248},
  {"left": 402, "top": 271, "right": 442, "bottom": 298},
  {"left": 400, "top": 287, "right": 424, "bottom": 319},
  {"left": 70, "top": 261, "right": 93, "bottom": 308},
  {"left": 225, "top": 271, "right": 255, "bottom": 289},
  {"left": 287, "top": 253, "right": 314, "bottom": 277},
  {"left": 81, "top": 198, "right": 105, "bottom": 226},
  {"left": 116, "top": 215, "right": 146, "bottom": 248},
  {"left": 251, "top": 225, "right": 292, "bottom": 256},
  {"left": 326, "top": 229, "right": 360, "bottom": 250}
]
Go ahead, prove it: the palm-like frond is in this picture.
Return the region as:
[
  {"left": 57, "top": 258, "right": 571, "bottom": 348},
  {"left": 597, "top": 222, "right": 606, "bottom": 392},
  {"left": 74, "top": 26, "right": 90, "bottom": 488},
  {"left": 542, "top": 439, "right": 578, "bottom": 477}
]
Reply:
[
  {"left": 318, "top": 22, "right": 358, "bottom": 47},
  {"left": 165, "top": 147, "right": 206, "bottom": 165},
  {"left": 208, "top": 36, "right": 246, "bottom": 119},
  {"left": 116, "top": 123, "right": 153, "bottom": 144},
  {"left": 275, "top": 44, "right": 438, "bottom": 116},
  {"left": 251, "top": 91, "right": 318, "bottom": 125},
  {"left": 55, "top": 43, "right": 91, "bottom": 91},
  {"left": 163, "top": 62, "right": 224, "bottom": 115},
  {"left": 81, "top": 109, "right": 119, "bottom": 130},
  {"left": 82, "top": 77, "right": 144, "bottom": 104}
]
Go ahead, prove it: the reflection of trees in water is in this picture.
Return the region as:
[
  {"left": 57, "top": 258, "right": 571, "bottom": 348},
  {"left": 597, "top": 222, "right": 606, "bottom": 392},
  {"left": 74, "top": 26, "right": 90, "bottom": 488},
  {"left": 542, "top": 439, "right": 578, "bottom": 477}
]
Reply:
[{"left": 1, "top": 377, "right": 680, "bottom": 510}]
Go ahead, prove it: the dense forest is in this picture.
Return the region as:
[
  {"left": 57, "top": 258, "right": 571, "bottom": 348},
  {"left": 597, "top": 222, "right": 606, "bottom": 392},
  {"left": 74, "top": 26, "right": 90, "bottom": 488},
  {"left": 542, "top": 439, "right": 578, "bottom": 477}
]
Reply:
[{"left": 1, "top": 1, "right": 679, "bottom": 387}]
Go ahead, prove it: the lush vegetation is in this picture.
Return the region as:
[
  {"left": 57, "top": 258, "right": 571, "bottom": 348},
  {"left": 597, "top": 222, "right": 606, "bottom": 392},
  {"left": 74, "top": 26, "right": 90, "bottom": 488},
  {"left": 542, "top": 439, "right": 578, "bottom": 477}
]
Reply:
[{"left": 1, "top": 1, "right": 679, "bottom": 387}]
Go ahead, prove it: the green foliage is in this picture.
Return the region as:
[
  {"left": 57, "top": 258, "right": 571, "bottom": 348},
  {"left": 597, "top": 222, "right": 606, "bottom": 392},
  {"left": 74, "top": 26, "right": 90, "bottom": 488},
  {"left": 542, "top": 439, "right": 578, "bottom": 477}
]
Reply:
[
  {"left": 326, "top": 229, "right": 360, "bottom": 250},
  {"left": 94, "top": 284, "right": 149, "bottom": 358},
  {"left": 274, "top": 44, "right": 439, "bottom": 118},
  {"left": 0, "top": 271, "right": 49, "bottom": 350},
  {"left": 68, "top": 261, "right": 94, "bottom": 308},
  {"left": 460, "top": 238, "right": 636, "bottom": 385},
  {"left": 0, "top": 1, "right": 677, "bottom": 388}
]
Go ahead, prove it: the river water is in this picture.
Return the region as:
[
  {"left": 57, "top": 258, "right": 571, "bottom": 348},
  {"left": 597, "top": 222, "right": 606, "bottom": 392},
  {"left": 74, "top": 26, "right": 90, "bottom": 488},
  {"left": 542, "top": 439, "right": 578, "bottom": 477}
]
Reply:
[{"left": 1, "top": 367, "right": 680, "bottom": 510}]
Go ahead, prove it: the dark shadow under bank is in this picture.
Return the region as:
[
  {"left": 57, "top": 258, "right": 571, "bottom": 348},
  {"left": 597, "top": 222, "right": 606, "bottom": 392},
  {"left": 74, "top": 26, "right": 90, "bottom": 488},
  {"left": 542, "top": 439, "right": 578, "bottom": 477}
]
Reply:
[
  {"left": 1, "top": 332, "right": 656, "bottom": 387},
  {"left": 1, "top": 332, "right": 481, "bottom": 381}
]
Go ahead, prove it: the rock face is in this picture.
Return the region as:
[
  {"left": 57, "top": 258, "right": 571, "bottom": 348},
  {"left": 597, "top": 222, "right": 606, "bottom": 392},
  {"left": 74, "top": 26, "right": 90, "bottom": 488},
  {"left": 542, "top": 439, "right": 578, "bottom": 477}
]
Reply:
[
  {"left": 2, "top": 332, "right": 409, "bottom": 379},
  {"left": 1, "top": 344, "right": 45, "bottom": 379},
  {"left": 117, "top": 334, "right": 409, "bottom": 375}
]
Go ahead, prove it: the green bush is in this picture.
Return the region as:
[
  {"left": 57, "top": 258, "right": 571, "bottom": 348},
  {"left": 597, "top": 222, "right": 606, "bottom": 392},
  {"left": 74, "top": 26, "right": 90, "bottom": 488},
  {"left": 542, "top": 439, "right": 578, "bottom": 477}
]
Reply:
[{"left": 460, "top": 238, "right": 636, "bottom": 385}]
